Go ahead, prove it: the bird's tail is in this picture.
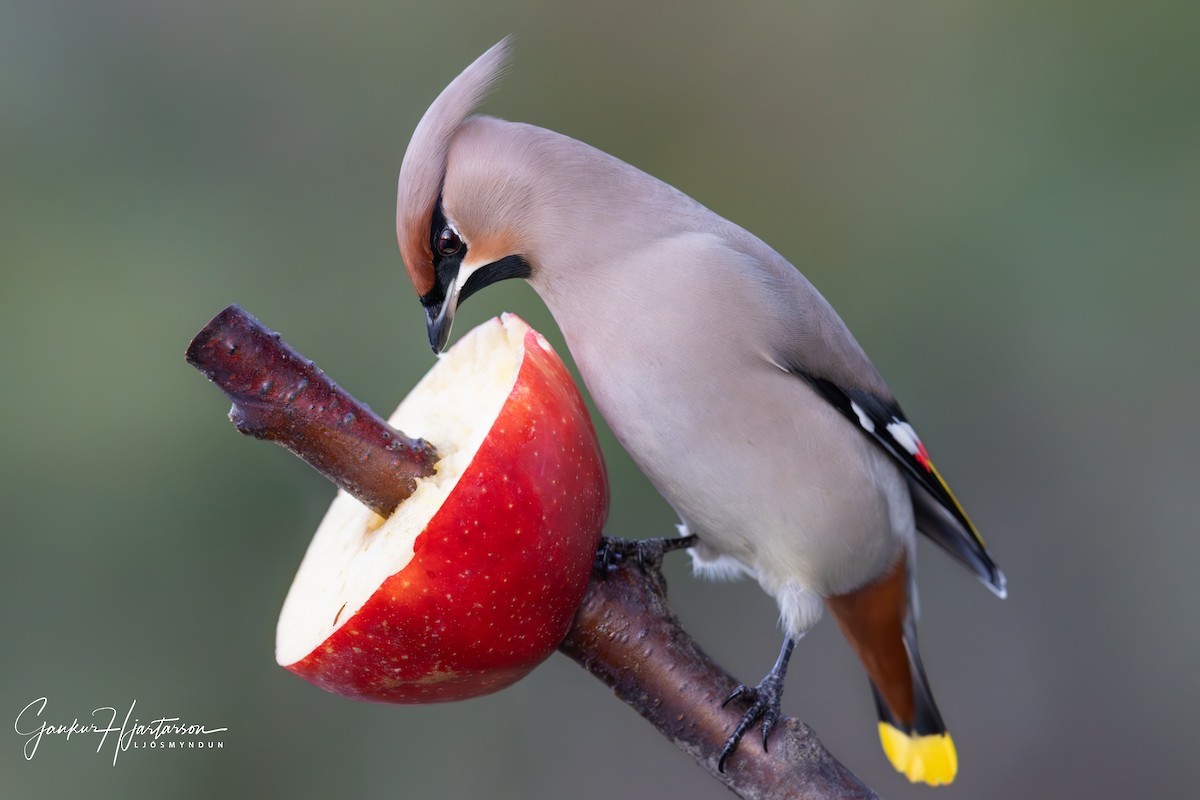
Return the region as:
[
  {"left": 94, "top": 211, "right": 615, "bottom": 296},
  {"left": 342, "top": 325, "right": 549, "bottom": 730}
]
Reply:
[
  {"left": 871, "top": 637, "right": 957, "bottom": 786},
  {"left": 830, "top": 556, "right": 960, "bottom": 786},
  {"left": 825, "top": 554, "right": 958, "bottom": 786}
]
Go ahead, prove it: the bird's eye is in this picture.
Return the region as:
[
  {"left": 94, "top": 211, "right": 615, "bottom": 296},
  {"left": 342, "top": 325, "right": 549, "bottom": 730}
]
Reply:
[{"left": 436, "top": 226, "right": 463, "bottom": 257}]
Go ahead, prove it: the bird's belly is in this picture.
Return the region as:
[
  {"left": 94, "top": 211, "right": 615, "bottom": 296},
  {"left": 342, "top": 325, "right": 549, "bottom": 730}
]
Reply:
[{"left": 583, "top": 355, "right": 908, "bottom": 598}]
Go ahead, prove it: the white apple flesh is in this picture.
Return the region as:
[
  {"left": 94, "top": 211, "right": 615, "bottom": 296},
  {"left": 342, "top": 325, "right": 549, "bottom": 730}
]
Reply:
[{"left": 275, "top": 313, "right": 608, "bottom": 702}]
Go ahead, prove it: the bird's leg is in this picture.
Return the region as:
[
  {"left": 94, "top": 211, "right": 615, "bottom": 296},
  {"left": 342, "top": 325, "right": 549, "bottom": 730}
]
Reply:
[
  {"left": 717, "top": 636, "right": 797, "bottom": 773},
  {"left": 595, "top": 534, "right": 698, "bottom": 574}
]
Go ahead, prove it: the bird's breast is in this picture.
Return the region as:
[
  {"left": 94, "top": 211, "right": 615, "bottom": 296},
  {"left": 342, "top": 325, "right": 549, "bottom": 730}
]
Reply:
[{"left": 541, "top": 269, "right": 907, "bottom": 597}]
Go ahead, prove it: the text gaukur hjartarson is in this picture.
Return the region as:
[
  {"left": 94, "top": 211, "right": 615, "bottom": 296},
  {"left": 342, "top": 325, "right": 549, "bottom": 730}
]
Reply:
[{"left": 14, "top": 697, "right": 229, "bottom": 765}]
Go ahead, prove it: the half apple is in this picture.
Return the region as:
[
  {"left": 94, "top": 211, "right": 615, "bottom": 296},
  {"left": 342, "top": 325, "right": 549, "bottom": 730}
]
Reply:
[{"left": 276, "top": 313, "right": 608, "bottom": 702}]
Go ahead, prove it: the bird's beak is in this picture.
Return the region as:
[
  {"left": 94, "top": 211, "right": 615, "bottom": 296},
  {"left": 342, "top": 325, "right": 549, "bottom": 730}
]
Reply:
[
  {"left": 421, "top": 253, "right": 532, "bottom": 353},
  {"left": 424, "top": 287, "right": 459, "bottom": 353}
]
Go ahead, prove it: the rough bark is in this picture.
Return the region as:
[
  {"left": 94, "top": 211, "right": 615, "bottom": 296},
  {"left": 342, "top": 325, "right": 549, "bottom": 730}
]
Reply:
[
  {"left": 560, "top": 556, "right": 878, "bottom": 799},
  {"left": 185, "top": 305, "right": 437, "bottom": 517}
]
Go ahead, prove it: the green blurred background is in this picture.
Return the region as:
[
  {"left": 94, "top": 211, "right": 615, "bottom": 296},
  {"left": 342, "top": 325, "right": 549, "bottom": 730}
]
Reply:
[{"left": 2, "top": 1, "right": 1197, "bottom": 797}]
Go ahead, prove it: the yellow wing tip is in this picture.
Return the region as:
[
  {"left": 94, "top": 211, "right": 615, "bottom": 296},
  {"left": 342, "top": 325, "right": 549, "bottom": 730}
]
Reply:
[
  {"left": 878, "top": 722, "right": 958, "bottom": 786},
  {"left": 926, "top": 460, "right": 986, "bottom": 547}
]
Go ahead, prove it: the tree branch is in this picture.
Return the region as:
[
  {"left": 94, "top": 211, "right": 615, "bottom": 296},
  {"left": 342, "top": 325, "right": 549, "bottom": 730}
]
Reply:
[
  {"left": 186, "top": 305, "right": 879, "bottom": 800},
  {"left": 561, "top": 553, "right": 877, "bottom": 799},
  {"left": 185, "top": 305, "right": 437, "bottom": 517}
]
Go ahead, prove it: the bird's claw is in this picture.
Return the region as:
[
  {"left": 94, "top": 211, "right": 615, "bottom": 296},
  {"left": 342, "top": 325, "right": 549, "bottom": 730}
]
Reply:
[
  {"left": 722, "top": 684, "right": 749, "bottom": 707},
  {"left": 717, "top": 671, "right": 786, "bottom": 772},
  {"left": 594, "top": 534, "right": 697, "bottom": 574}
]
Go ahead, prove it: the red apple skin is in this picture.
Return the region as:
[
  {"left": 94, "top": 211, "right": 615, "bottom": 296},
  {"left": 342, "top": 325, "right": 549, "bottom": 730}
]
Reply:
[{"left": 284, "top": 325, "right": 609, "bottom": 702}]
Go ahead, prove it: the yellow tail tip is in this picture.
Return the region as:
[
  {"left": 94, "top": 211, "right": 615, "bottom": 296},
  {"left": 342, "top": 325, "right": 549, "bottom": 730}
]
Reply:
[{"left": 877, "top": 722, "right": 958, "bottom": 786}]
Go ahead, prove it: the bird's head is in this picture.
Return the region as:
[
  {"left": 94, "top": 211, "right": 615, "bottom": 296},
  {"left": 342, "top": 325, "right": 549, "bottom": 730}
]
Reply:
[{"left": 396, "top": 38, "right": 537, "bottom": 353}]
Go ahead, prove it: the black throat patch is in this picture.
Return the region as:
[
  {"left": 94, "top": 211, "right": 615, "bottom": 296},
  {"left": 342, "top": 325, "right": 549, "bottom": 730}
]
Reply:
[{"left": 420, "top": 198, "right": 532, "bottom": 311}]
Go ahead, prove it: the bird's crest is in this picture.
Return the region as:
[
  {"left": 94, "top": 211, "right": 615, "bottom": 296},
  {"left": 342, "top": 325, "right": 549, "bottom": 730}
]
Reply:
[{"left": 396, "top": 38, "right": 512, "bottom": 296}]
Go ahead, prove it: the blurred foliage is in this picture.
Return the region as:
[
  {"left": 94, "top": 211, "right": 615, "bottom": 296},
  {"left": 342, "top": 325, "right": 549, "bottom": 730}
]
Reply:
[{"left": 1, "top": 1, "right": 1197, "bottom": 798}]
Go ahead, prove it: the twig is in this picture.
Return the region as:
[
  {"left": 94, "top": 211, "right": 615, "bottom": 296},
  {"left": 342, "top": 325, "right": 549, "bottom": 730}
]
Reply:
[
  {"left": 561, "top": 555, "right": 878, "bottom": 799},
  {"left": 185, "top": 305, "right": 879, "bottom": 800},
  {"left": 185, "top": 305, "right": 437, "bottom": 517}
]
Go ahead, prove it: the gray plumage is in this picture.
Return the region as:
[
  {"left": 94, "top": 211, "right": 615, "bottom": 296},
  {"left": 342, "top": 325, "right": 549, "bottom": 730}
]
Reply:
[{"left": 397, "top": 40, "right": 1004, "bottom": 784}]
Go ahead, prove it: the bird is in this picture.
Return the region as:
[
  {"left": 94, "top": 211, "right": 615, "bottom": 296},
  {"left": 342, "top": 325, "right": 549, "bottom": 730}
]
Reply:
[{"left": 394, "top": 39, "right": 1005, "bottom": 786}]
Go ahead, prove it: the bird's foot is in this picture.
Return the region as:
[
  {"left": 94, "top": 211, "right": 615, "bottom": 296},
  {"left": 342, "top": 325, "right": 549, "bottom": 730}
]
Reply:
[
  {"left": 718, "top": 673, "right": 785, "bottom": 772},
  {"left": 595, "top": 534, "right": 698, "bottom": 574},
  {"left": 717, "top": 637, "right": 796, "bottom": 773}
]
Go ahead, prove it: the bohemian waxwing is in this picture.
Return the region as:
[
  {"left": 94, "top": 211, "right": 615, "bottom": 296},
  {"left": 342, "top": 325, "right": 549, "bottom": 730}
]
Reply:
[{"left": 395, "top": 39, "right": 1005, "bottom": 786}]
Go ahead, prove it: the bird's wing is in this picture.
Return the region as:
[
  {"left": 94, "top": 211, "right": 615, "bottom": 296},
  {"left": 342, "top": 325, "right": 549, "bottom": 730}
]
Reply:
[
  {"left": 662, "top": 225, "right": 1006, "bottom": 595},
  {"left": 790, "top": 369, "right": 1006, "bottom": 597}
]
